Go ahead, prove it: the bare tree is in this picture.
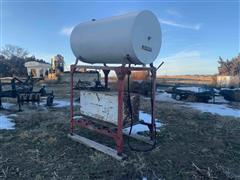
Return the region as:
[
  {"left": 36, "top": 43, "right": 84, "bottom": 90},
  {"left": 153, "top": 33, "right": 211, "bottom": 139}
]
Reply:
[
  {"left": 218, "top": 54, "right": 240, "bottom": 76},
  {"left": 1, "top": 44, "right": 29, "bottom": 59},
  {"left": 0, "top": 45, "right": 48, "bottom": 77}
]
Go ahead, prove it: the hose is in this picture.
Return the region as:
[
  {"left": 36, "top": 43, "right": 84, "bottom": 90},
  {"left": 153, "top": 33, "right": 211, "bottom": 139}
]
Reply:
[{"left": 127, "top": 64, "right": 157, "bottom": 152}]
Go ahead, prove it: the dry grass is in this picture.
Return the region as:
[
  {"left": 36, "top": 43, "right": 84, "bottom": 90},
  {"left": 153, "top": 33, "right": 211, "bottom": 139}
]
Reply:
[
  {"left": 157, "top": 75, "right": 217, "bottom": 86},
  {"left": 0, "top": 83, "right": 240, "bottom": 179}
]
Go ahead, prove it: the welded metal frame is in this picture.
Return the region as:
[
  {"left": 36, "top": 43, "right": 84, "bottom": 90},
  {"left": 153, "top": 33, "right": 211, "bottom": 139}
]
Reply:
[{"left": 69, "top": 63, "right": 157, "bottom": 155}]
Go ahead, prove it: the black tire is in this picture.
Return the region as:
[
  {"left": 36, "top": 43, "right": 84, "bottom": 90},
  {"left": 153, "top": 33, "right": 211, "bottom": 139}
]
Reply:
[
  {"left": 172, "top": 94, "right": 177, "bottom": 99},
  {"left": 36, "top": 94, "right": 40, "bottom": 104},
  {"left": 46, "top": 96, "right": 54, "bottom": 106},
  {"left": 172, "top": 94, "right": 181, "bottom": 100},
  {"left": 175, "top": 95, "right": 181, "bottom": 101},
  {"left": 26, "top": 94, "right": 30, "bottom": 102},
  {"left": 20, "top": 95, "right": 24, "bottom": 105},
  {"left": 32, "top": 94, "right": 36, "bottom": 102}
]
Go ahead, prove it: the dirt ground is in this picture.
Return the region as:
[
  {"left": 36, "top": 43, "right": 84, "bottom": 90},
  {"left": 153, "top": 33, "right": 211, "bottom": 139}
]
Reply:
[{"left": 0, "top": 82, "right": 240, "bottom": 179}]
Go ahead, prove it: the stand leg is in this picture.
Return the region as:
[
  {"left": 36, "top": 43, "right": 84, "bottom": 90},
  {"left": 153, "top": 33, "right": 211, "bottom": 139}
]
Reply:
[
  {"left": 0, "top": 81, "right": 2, "bottom": 109},
  {"left": 17, "top": 94, "right": 22, "bottom": 112},
  {"left": 70, "top": 66, "right": 74, "bottom": 134},
  {"left": 151, "top": 68, "right": 157, "bottom": 140},
  {"left": 116, "top": 76, "right": 125, "bottom": 155},
  {"left": 0, "top": 97, "right": 2, "bottom": 109},
  {"left": 103, "top": 70, "right": 110, "bottom": 89}
]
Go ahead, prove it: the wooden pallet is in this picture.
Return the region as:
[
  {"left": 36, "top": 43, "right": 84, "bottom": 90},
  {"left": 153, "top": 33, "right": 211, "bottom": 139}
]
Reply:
[{"left": 68, "top": 134, "right": 125, "bottom": 161}]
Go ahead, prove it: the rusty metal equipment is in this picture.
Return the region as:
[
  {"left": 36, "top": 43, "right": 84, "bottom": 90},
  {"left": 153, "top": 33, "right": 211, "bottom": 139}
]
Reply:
[
  {"left": 69, "top": 59, "right": 157, "bottom": 160},
  {"left": 0, "top": 76, "right": 54, "bottom": 111}
]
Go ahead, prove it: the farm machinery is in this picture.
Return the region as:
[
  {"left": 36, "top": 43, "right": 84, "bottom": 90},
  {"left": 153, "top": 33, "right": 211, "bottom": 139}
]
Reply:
[
  {"left": 220, "top": 88, "right": 240, "bottom": 102},
  {"left": 165, "top": 86, "right": 215, "bottom": 103},
  {"left": 0, "top": 76, "right": 54, "bottom": 111}
]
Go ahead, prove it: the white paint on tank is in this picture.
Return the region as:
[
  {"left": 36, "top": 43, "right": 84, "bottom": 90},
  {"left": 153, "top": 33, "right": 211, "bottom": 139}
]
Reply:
[{"left": 70, "top": 10, "right": 162, "bottom": 65}]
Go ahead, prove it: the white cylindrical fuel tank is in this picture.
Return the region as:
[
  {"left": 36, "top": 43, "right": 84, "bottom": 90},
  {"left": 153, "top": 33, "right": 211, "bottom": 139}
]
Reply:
[{"left": 70, "top": 10, "right": 162, "bottom": 65}]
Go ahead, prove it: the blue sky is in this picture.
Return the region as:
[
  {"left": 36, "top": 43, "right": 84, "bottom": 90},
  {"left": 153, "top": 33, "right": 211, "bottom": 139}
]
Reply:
[{"left": 0, "top": 0, "right": 239, "bottom": 75}]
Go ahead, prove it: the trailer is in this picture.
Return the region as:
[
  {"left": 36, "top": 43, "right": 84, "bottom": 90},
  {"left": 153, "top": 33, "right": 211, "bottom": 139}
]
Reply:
[
  {"left": 220, "top": 88, "right": 240, "bottom": 102},
  {"left": 0, "top": 76, "right": 54, "bottom": 111},
  {"left": 166, "top": 86, "right": 214, "bottom": 103}
]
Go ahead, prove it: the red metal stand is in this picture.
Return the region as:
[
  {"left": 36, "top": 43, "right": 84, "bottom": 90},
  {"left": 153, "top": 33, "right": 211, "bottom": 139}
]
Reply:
[{"left": 69, "top": 64, "right": 157, "bottom": 157}]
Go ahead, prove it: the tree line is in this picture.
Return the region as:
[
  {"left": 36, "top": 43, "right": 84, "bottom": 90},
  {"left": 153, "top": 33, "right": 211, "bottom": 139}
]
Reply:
[
  {"left": 0, "top": 45, "right": 49, "bottom": 77},
  {"left": 0, "top": 44, "right": 239, "bottom": 78},
  {"left": 218, "top": 54, "right": 240, "bottom": 76}
]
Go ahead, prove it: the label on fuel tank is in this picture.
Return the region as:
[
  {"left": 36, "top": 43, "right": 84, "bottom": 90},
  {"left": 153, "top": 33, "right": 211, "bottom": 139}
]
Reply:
[{"left": 142, "top": 45, "right": 152, "bottom": 52}]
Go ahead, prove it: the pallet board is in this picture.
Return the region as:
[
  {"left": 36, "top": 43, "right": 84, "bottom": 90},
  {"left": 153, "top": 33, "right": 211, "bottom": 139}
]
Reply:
[{"left": 68, "top": 134, "right": 125, "bottom": 161}]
